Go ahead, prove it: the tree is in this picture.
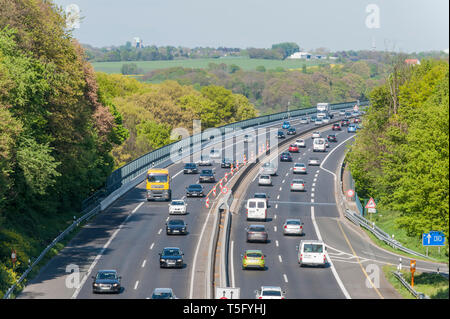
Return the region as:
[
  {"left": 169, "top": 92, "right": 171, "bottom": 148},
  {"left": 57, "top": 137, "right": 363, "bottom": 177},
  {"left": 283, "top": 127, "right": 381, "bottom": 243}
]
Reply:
[{"left": 271, "top": 42, "right": 300, "bottom": 59}]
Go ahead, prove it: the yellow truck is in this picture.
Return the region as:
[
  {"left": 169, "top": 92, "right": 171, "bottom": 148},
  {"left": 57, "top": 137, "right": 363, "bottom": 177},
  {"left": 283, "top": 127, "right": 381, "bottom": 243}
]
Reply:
[{"left": 146, "top": 168, "right": 171, "bottom": 201}]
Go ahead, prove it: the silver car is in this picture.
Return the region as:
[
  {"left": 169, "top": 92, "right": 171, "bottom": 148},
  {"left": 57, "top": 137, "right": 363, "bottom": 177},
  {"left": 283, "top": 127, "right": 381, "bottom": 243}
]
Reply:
[
  {"left": 293, "top": 163, "right": 307, "bottom": 174},
  {"left": 197, "top": 155, "right": 212, "bottom": 166},
  {"left": 322, "top": 117, "right": 330, "bottom": 123},
  {"left": 314, "top": 119, "right": 323, "bottom": 125},
  {"left": 261, "top": 162, "right": 277, "bottom": 176},
  {"left": 290, "top": 179, "right": 305, "bottom": 191},
  {"left": 283, "top": 219, "right": 304, "bottom": 236},
  {"left": 258, "top": 174, "right": 272, "bottom": 186},
  {"left": 308, "top": 157, "right": 321, "bottom": 166},
  {"left": 300, "top": 117, "right": 309, "bottom": 124},
  {"left": 246, "top": 225, "right": 269, "bottom": 243},
  {"left": 311, "top": 131, "right": 321, "bottom": 139},
  {"left": 168, "top": 199, "right": 187, "bottom": 215},
  {"left": 151, "top": 288, "right": 177, "bottom": 299}
]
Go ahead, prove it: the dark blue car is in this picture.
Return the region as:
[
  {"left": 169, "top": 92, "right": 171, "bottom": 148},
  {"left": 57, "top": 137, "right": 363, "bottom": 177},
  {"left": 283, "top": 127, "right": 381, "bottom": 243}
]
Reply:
[
  {"left": 280, "top": 152, "right": 293, "bottom": 162},
  {"left": 159, "top": 247, "right": 184, "bottom": 268},
  {"left": 277, "top": 131, "right": 285, "bottom": 139}
]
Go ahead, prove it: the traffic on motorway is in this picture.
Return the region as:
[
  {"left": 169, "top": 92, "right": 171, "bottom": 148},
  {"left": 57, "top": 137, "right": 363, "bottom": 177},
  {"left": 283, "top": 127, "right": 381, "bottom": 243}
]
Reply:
[{"left": 83, "top": 102, "right": 363, "bottom": 299}]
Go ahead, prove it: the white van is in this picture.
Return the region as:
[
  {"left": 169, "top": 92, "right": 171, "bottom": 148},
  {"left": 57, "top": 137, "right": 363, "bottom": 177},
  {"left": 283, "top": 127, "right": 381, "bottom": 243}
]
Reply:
[
  {"left": 246, "top": 198, "right": 268, "bottom": 221},
  {"left": 297, "top": 240, "right": 327, "bottom": 267},
  {"left": 313, "top": 138, "right": 326, "bottom": 152}
]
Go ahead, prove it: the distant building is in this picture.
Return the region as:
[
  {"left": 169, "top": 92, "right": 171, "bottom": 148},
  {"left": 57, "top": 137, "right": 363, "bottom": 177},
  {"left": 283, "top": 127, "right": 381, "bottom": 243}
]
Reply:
[
  {"left": 133, "top": 37, "right": 144, "bottom": 48},
  {"left": 405, "top": 59, "right": 420, "bottom": 66},
  {"left": 288, "top": 52, "right": 312, "bottom": 59}
]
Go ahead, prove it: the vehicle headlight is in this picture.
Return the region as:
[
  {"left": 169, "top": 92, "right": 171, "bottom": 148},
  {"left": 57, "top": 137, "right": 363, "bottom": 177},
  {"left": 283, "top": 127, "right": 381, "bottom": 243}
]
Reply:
[
  {"left": 160, "top": 259, "right": 166, "bottom": 262},
  {"left": 177, "top": 259, "right": 182, "bottom": 262},
  {"left": 93, "top": 283, "right": 99, "bottom": 286},
  {"left": 113, "top": 283, "right": 119, "bottom": 287}
]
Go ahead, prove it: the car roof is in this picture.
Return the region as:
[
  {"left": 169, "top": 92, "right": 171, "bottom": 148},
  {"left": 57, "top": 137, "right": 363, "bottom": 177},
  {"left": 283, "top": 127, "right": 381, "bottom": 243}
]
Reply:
[
  {"left": 98, "top": 269, "right": 117, "bottom": 273},
  {"left": 261, "top": 286, "right": 282, "bottom": 290},
  {"left": 301, "top": 240, "right": 325, "bottom": 244},
  {"left": 153, "top": 288, "right": 173, "bottom": 293},
  {"left": 163, "top": 247, "right": 181, "bottom": 250},
  {"left": 285, "top": 218, "right": 301, "bottom": 222},
  {"left": 245, "top": 249, "right": 263, "bottom": 254}
]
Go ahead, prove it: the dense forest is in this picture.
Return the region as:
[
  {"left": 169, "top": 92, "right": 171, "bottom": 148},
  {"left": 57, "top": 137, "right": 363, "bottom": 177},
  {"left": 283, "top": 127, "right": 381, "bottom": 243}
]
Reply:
[{"left": 346, "top": 59, "right": 449, "bottom": 242}]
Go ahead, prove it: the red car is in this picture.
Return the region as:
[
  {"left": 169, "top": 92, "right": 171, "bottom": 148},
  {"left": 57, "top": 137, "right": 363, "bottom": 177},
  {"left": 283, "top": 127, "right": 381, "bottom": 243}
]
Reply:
[
  {"left": 340, "top": 119, "right": 349, "bottom": 127},
  {"left": 332, "top": 123, "right": 341, "bottom": 131},
  {"left": 288, "top": 144, "right": 299, "bottom": 153}
]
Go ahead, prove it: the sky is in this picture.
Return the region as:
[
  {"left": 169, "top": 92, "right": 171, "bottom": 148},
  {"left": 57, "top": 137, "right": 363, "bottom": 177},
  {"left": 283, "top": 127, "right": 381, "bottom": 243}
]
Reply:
[{"left": 53, "top": 0, "right": 449, "bottom": 52}]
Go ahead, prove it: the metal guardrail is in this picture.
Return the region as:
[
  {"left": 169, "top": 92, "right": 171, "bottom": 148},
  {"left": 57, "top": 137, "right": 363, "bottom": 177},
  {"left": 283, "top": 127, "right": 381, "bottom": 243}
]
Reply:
[
  {"left": 3, "top": 99, "right": 368, "bottom": 299},
  {"left": 344, "top": 209, "right": 430, "bottom": 259},
  {"left": 392, "top": 271, "right": 429, "bottom": 299}
]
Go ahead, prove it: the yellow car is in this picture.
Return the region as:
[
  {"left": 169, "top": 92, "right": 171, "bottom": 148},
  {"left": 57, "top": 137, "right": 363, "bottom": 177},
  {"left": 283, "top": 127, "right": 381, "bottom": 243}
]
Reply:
[{"left": 241, "top": 250, "right": 266, "bottom": 270}]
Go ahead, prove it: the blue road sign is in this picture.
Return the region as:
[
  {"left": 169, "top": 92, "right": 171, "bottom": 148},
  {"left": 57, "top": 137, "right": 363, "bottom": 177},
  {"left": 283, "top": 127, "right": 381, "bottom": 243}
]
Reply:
[{"left": 422, "top": 231, "right": 446, "bottom": 246}]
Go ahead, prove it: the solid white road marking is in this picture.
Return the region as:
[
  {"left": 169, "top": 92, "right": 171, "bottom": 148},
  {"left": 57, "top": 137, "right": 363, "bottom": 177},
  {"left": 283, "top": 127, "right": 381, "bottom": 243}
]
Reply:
[
  {"left": 231, "top": 240, "right": 235, "bottom": 288},
  {"left": 71, "top": 201, "right": 144, "bottom": 299},
  {"left": 311, "top": 206, "right": 351, "bottom": 299},
  {"left": 172, "top": 170, "right": 183, "bottom": 179}
]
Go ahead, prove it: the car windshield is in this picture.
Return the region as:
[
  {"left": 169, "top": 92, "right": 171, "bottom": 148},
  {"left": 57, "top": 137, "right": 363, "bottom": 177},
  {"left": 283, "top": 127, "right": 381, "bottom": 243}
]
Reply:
[
  {"left": 262, "top": 290, "right": 281, "bottom": 296},
  {"left": 295, "top": 164, "right": 305, "bottom": 167},
  {"left": 169, "top": 220, "right": 184, "bottom": 225},
  {"left": 310, "top": 158, "right": 319, "bottom": 161},
  {"left": 254, "top": 193, "right": 267, "bottom": 198},
  {"left": 97, "top": 272, "right": 116, "bottom": 280},
  {"left": 148, "top": 174, "right": 168, "bottom": 183},
  {"left": 152, "top": 292, "right": 173, "bottom": 299},
  {"left": 189, "top": 185, "right": 202, "bottom": 189},
  {"left": 303, "top": 244, "right": 324, "bottom": 253},
  {"left": 263, "top": 163, "right": 273, "bottom": 168},
  {"left": 293, "top": 180, "right": 304, "bottom": 184},
  {"left": 163, "top": 249, "right": 181, "bottom": 256},
  {"left": 171, "top": 201, "right": 184, "bottom": 206},
  {"left": 249, "top": 226, "right": 265, "bottom": 231},
  {"left": 259, "top": 176, "right": 269, "bottom": 179},
  {"left": 201, "top": 170, "right": 212, "bottom": 174},
  {"left": 286, "top": 220, "right": 301, "bottom": 225},
  {"left": 246, "top": 252, "right": 262, "bottom": 258},
  {"left": 290, "top": 145, "right": 296, "bottom": 147}
]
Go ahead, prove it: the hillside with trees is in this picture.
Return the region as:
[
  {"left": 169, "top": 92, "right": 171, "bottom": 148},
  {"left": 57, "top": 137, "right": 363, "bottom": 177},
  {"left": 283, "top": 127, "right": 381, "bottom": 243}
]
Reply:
[
  {"left": 96, "top": 73, "right": 257, "bottom": 168},
  {"left": 346, "top": 58, "right": 449, "bottom": 243}
]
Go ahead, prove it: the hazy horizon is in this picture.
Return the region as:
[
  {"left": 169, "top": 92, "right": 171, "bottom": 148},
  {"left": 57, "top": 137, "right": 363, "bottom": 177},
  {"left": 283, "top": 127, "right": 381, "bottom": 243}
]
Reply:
[{"left": 54, "top": 0, "right": 449, "bottom": 53}]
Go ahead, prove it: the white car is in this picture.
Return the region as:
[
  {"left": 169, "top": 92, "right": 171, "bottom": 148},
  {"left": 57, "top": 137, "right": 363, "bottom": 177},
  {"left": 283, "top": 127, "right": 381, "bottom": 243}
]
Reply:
[
  {"left": 168, "top": 200, "right": 187, "bottom": 215},
  {"left": 314, "top": 119, "right": 323, "bottom": 125},
  {"left": 297, "top": 240, "right": 327, "bottom": 267},
  {"left": 258, "top": 174, "right": 272, "bottom": 186},
  {"left": 293, "top": 163, "right": 307, "bottom": 174},
  {"left": 311, "top": 131, "right": 321, "bottom": 139},
  {"left": 261, "top": 162, "right": 277, "bottom": 176},
  {"left": 300, "top": 117, "right": 309, "bottom": 124},
  {"left": 255, "top": 286, "right": 286, "bottom": 299},
  {"left": 322, "top": 117, "right": 330, "bottom": 123},
  {"left": 197, "top": 155, "right": 212, "bottom": 166},
  {"left": 339, "top": 110, "right": 346, "bottom": 116},
  {"left": 294, "top": 139, "right": 306, "bottom": 148},
  {"left": 308, "top": 157, "right": 321, "bottom": 166},
  {"left": 283, "top": 219, "right": 304, "bottom": 236},
  {"left": 290, "top": 179, "right": 305, "bottom": 192},
  {"left": 209, "top": 149, "right": 221, "bottom": 159}
]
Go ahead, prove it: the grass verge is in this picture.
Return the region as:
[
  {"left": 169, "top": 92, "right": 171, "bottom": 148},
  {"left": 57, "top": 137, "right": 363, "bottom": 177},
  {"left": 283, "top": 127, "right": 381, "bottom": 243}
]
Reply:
[{"left": 383, "top": 265, "right": 449, "bottom": 299}]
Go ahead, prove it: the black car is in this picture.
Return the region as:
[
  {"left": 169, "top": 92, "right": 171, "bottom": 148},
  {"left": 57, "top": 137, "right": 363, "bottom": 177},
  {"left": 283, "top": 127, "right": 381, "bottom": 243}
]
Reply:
[
  {"left": 327, "top": 134, "right": 337, "bottom": 142},
  {"left": 221, "top": 158, "right": 236, "bottom": 168},
  {"left": 277, "top": 131, "right": 285, "bottom": 139},
  {"left": 280, "top": 152, "right": 293, "bottom": 162},
  {"left": 199, "top": 169, "right": 215, "bottom": 183},
  {"left": 287, "top": 127, "right": 296, "bottom": 135},
  {"left": 166, "top": 219, "right": 187, "bottom": 235},
  {"left": 92, "top": 270, "right": 121, "bottom": 294},
  {"left": 159, "top": 247, "right": 184, "bottom": 268},
  {"left": 183, "top": 163, "right": 198, "bottom": 174},
  {"left": 186, "top": 184, "right": 204, "bottom": 197}
]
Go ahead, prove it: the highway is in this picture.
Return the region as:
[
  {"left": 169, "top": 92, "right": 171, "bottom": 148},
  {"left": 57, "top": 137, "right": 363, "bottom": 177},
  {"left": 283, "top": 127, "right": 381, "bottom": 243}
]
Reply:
[{"left": 17, "top": 111, "right": 448, "bottom": 299}]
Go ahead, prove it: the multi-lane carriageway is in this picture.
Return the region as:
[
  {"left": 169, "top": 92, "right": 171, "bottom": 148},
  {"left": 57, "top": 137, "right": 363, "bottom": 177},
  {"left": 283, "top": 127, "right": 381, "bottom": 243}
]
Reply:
[{"left": 18, "top": 113, "right": 448, "bottom": 299}]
